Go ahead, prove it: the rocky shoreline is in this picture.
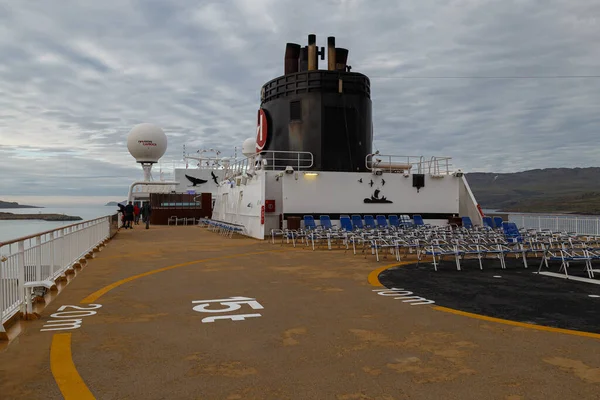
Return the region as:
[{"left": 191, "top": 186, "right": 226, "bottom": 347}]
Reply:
[{"left": 0, "top": 212, "right": 82, "bottom": 221}]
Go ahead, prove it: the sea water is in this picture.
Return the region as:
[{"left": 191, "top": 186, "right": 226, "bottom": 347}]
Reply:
[{"left": 0, "top": 206, "right": 119, "bottom": 242}]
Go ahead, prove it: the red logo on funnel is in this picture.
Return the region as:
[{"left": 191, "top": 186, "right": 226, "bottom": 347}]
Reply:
[{"left": 256, "top": 109, "right": 268, "bottom": 152}]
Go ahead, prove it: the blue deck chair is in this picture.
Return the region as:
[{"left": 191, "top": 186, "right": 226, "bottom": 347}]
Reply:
[
  {"left": 388, "top": 215, "right": 400, "bottom": 228},
  {"left": 413, "top": 215, "right": 425, "bottom": 226},
  {"left": 493, "top": 217, "right": 503, "bottom": 229},
  {"left": 461, "top": 216, "right": 473, "bottom": 229},
  {"left": 303, "top": 215, "right": 317, "bottom": 230},
  {"left": 319, "top": 215, "right": 333, "bottom": 230},
  {"left": 502, "top": 222, "right": 522, "bottom": 243},
  {"left": 376, "top": 215, "right": 388, "bottom": 228},
  {"left": 351, "top": 215, "right": 364, "bottom": 230},
  {"left": 364, "top": 215, "right": 376, "bottom": 229},
  {"left": 340, "top": 215, "right": 353, "bottom": 232},
  {"left": 483, "top": 216, "right": 493, "bottom": 229}
]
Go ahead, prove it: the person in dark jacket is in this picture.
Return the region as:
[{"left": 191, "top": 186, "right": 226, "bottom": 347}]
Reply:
[
  {"left": 117, "top": 203, "right": 126, "bottom": 226},
  {"left": 124, "top": 201, "right": 134, "bottom": 229},
  {"left": 141, "top": 201, "right": 152, "bottom": 229}
]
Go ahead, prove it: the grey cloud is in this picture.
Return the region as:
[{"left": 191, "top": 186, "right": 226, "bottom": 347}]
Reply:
[{"left": 1, "top": 0, "right": 599, "bottom": 199}]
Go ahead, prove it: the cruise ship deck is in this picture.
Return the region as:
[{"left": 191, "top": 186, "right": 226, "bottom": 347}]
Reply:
[{"left": 1, "top": 226, "right": 599, "bottom": 399}]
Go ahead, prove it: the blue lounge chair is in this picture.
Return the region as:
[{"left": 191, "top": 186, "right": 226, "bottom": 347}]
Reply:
[
  {"left": 364, "top": 215, "right": 376, "bottom": 229},
  {"left": 319, "top": 215, "right": 333, "bottom": 230},
  {"left": 461, "top": 216, "right": 473, "bottom": 229},
  {"left": 413, "top": 215, "right": 425, "bottom": 226},
  {"left": 388, "top": 215, "right": 400, "bottom": 228},
  {"left": 376, "top": 215, "right": 388, "bottom": 228},
  {"left": 493, "top": 217, "right": 503, "bottom": 229},
  {"left": 303, "top": 215, "right": 317, "bottom": 230},
  {"left": 340, "top": 215, "right": 353, "bottom": 232},
  {"left": 483, "top": 216, "right": 493, "bottom": 229},
  {"left": 502, "top": 222, "right": 522, "bottom": 243},
  {"left": 351, "top": 215, "right": 363, "bottom": 230}
]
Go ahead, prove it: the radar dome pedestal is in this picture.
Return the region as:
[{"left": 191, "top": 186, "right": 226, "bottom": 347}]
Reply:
[{"left": 127, "top": 123, "right": 168, "bottom": 181}]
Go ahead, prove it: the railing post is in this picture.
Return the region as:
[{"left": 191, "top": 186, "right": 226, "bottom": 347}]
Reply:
[
  {"left": 575, "top": 216, "right": 579, "bottom": 235},
  {"left": 0, "top": 254, "right": 5, "bottom": 332},
  {"left": 35, "top": 236, "right": 42, "bottom": 282},
  {"left": 49, "top": 232, "right": 55, "bottom": 279},
  {"left": 17, "top": 241, "right": 25, "bottom": 314},
  {"left": 597, "top": 218, "right": 599, "bottom": 236}
]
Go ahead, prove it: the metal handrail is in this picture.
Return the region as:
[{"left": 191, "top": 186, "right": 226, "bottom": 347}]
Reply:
[
  {"left": 0, "top": 214, "right": 115, "bottom": 247},
  {"left": 365, "top": 154, "right": 453, "bottom": 175},
  {"left": 1, "top": 215, "right": 113, "bottom": 329},
  {"left": 224, "top": 150, "right": 314, "bottom": 180}
]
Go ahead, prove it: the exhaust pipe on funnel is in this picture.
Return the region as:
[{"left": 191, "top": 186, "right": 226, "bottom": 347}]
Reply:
[
  {"left": 284, "top": 43, "right": 301, "bottom": 74},
  {"left": 335, "top": 48, "right": 348, "bottom": 71},
  {"left": 327, "top": 37, "right": 336, "bottom": 71},
  {"left": 308, "top": 34, "right": 317, "bottom": 70},
  {"left": 298, "top": 46, "right": 308, "bottom": 72}
]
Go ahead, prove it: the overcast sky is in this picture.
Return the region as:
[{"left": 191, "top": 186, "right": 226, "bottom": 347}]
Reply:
[{"left": 1, "top": 0, "right": 599, "bottom": 203}]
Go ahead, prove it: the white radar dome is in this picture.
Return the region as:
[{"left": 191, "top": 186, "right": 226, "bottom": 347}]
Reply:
[
  {"left": 127, "top": 123, "right": 168, "bottom": 163},
  {"left": 242, "top": 137, "right": 256, "bottom": 157}
]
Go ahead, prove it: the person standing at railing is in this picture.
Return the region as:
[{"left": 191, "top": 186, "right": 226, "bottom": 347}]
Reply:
[{"left": 124, "top": 201, "right": 134, "bottom": 229}]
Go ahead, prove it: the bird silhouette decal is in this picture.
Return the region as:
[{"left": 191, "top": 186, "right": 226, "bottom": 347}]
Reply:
[
  {"left": 381, "top": 179, "right": 386, "bottom": 186},
  {"left": 185, "top": 175, "right": 208, "bottom": 186},
  {"left": 211, "top": 171, "right": 219, "bottom": 185},
  {"left": 358, "top": 178, "right": 363, "bottom": 183},
  {"left": 369, "top": 179, "right": 374, "bottom": 187}
]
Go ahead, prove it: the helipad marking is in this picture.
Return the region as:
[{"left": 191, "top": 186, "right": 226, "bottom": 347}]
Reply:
[
  {"left": 368, "top": 262, "right": 600, "bottom": 340},
  {"left": 192, "top": 296, "right": 264, "bottom": 323},
  {"left": 367, "top": 262, "right": 411, "bottom": 287},
  {"left": 41, "top": 304, "right": 102, "bottom": 332},
  {"left": 80, "top": 249, "right": 287, "bottom": 303},
  {"left": 50, "top": 333, "right": 96, "bottom": 399}
]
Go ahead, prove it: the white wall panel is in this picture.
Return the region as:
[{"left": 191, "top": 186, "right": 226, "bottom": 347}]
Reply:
[
  {"left": 212, "top": 172, "right": 265, "bottom": 239},
  {"left": 281, "top": 171, "right": 460, "bottom": 215}
]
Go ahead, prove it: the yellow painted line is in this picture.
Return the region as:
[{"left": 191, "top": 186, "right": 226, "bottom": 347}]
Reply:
[
  {"left": 81, "top": 249, "right": 287, "bottom": 303},
  {"left": 368, "top": 261, "right": 412, "bottom": 287},
  {"left": 433, "top": 306, "right": 600, "bottom": 340},
  {"left": 50, "top": 333, "right": 95, "bottom": 400}
]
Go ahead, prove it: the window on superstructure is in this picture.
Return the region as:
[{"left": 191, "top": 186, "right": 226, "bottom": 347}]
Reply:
[{"left": 290, "top": 101, "right": 301, "bottom": 121}]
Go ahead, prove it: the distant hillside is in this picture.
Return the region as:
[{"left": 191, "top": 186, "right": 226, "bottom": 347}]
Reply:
[
  {"left": 0, "top": 200, "right": 40, "bottom": 209},
  {"left": 467, "top": 167, "right": 600, "bottom": 214},
  {"left": 105, "top": 201, "right": 126, "bottom": 206}
]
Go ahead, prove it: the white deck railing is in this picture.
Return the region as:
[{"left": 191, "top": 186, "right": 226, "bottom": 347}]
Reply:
[
  {"left": 224, "top": 150, "right": 314, "bottom": 180},
  {"left": 365, "top": 154, "right": 454, "bottom": 175},
  {"left": 509, "top": 213, "right": 600, "bottom": 236},
  {"left": 1, "top": 215, "right": 114, "bottom": 333}
]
